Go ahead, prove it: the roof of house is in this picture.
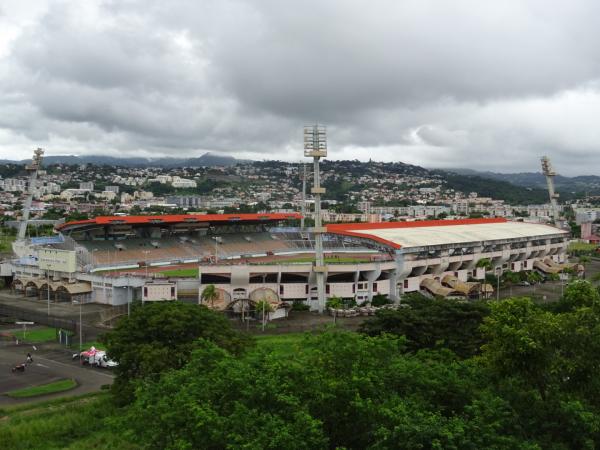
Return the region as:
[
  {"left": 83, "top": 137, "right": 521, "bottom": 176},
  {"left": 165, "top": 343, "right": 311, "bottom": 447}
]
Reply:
[{"left": 327, "top": 218, "right": 568, "bottom": 249}]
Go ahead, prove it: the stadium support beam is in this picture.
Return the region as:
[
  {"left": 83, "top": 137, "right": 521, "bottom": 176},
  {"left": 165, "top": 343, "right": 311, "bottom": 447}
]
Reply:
[
  {"left": 18, "top": 148, "right": 44, "bottom": 241},
  {"left": 304, "top": 124, "right": 327, "bottom": 313}
]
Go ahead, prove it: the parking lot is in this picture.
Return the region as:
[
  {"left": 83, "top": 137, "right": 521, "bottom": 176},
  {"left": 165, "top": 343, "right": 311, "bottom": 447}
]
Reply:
[{"left": 0, "top": 342, "right": 114, "bottom": 406}]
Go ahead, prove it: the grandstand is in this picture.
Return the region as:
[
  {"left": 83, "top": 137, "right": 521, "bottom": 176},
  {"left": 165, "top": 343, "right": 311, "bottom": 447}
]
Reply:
[
  {"left": 55, "top": 214, "right": 381, "bottom": 270},
  {"left": 5, "top": 215, "right": 576, "bottom": 310}
]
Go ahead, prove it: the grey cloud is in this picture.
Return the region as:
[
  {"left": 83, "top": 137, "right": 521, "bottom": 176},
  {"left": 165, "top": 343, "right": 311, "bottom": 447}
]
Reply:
[{"left": 1, "top": 0, "right": 600, "bottom": 174}]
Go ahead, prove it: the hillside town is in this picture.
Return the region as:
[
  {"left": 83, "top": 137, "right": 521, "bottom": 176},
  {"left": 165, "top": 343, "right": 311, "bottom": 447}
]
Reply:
[{"left": 0, "top": 158, "right": 592, "bottom": 231}]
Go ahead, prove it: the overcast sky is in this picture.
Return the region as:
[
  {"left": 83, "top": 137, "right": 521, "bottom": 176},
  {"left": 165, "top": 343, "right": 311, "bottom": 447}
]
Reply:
[{"left": 1, "top": 0, "right": 599, "bottom": 175}]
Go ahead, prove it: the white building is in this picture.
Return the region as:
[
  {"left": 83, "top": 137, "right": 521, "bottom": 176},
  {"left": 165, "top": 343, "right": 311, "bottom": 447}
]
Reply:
[
  {"left": 171, "top": 177, "right": 197, "bottom": 189},
  {"left": 199, "top": 218, "right": 571, "bottom": 311}
]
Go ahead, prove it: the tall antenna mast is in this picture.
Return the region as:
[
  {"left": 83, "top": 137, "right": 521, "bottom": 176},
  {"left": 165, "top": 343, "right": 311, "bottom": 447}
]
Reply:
[
  {"left": 541, "top": 156, "right": 560, "bottom": 224},
  {"left": 18, "top": 148, "right": 44, "bottom": 240},
  {"left": 304, "top": 124, "right": 327, "bottom": 313},
  {"left": 300, "top": 163, "right": 307, "bottom": 229}
]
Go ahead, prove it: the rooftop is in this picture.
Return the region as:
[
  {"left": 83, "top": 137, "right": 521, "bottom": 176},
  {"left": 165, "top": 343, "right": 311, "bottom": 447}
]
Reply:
[
  {"left": 56, "top": 213, "right": 302, "bottom": 232},
  {"left": 327, "top": 218, "right": 568, "bottom": 249}
]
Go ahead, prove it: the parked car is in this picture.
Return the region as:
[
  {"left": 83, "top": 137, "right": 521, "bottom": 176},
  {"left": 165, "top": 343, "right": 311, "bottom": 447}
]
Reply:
[
  {"left": 93, "top": 352, "right": 118, "bottom": 369},
  {"left": 517, "top": 281, "right": 530, "bottom": 286}
]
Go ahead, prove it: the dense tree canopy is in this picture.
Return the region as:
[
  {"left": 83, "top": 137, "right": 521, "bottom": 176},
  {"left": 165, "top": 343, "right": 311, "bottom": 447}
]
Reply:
[
  {"left": 105, "top": 302, "right": 250, "bottom": 404},
  {"left": 360, "top": 293, "right": 489, "bottom": 358},
  {"left": 86, "top": 281, "right": 600, "bottom": 448},
  {"left": 124, "top": 332, "right": 523, "bottom": 450}
]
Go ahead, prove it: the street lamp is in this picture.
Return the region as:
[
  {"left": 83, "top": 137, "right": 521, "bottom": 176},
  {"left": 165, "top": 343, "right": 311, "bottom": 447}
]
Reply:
[
  {"left": 214, "top": 237, "right": 220, "bottom": 263},
  {"left": 143, "top": 250, "right": 150, "bottom": 278},
  {"left": 91, "top": 248, "right": 99, "bottom": 272},
  {"left": 46, "top": 271, "right": 50, "bottom": 316},
  {"left": 496, "top": 266, "right": 502, "bottom": 301},
  {"left": 72, "top": 299, "right": 83, "bottom": 365}
]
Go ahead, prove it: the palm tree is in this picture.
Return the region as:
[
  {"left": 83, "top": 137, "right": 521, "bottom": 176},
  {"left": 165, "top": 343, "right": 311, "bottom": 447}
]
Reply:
[
  {"left": 255, "top": 299, "right": 274, "bottom": 331},
  {"left": 527, "top": 271, "right": 544, "bottom": 297},
  {"left": 475, "top": 258, "right": 492, "bottom": 299},
  {"left": 502, "top": 270, "right": 520, "bottom": 298},
  {"left": 201, "top": 284, "right": 218, "bottom": 308}
]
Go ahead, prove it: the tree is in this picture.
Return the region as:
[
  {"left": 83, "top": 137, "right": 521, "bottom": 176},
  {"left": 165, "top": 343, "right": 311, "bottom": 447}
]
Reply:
[
  {"left": 255, "top": 299, "right": 274, "bottom": 330},
  {"left": 526, "top": 271, "right": 544, "bottom": 296},
  {"left": 123, "top": 331, "right": 523, "bottom": 450},
  {"left": 549, "top": 279, "right": 600, "bottom": 313},
  {"left": 104, "top": 301, "right": 249, "bottom": 404},
  {"left": 475, "top": 258, "right": 492, "bottom": 299},
  {"left": 360, "top": 294, "right": 490, "bottom": 358},
  {"left": 200, "top": 284, "right": 218, "bottom": 308},
  {"left": 326, "top": 296, "right": 343, "bottom": 309},
  {"left": 481, "top": 297, "right": 561, "bottom": 401},
  {"left": 501, "top": 270, "right": 520, "bottom": 297}
]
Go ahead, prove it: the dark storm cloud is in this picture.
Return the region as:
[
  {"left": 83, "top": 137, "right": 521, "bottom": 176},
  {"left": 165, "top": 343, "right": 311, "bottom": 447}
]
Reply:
[{"left": 1, "top": 0, "right": 600, "bottom": 174}]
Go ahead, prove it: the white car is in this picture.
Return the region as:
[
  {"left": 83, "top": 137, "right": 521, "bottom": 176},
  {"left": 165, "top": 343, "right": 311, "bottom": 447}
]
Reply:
[{"left": 91, "top": 351, "right": 118, "bottom": 369}]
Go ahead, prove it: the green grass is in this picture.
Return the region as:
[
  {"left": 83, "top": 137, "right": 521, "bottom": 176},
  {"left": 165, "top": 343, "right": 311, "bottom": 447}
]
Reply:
[
  {"left": 569, "top": 242, "right": 597, "bottom": 252},
  {"left": 253, "top": 332, "right": 308, "bottom": 356},
  {"left": 20, "top": 326, "right": 57, "bottom": 343},
  {"left": 7, "top": 379, "right": 78, "bottom": 398},
  {"left": 158, "top": 267, "right": 199, "bottom": 277},
  {"left": 260, "top": 256, "right": 373, "bottom": 265},
  {"left": 0, "top": 233, "right": 15, "bottom": 252},
  {"left": 0, "top": 393, "right": 138, "bottom": 450}
]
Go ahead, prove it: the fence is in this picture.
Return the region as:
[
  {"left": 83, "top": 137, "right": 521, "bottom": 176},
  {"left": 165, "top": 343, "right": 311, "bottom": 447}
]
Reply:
[{"left": 0, "top": 303, "right": 77, "bottom": 332}]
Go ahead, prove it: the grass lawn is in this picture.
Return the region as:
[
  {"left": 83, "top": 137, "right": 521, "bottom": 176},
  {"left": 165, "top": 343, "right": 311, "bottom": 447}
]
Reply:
[
  {"left": 19, "top": 326, "right": 57, "bottom": 343},
  {"left": 253, "top": 332, "right": 308, "bottom": 356},
  {"left": 0, "top": 393, "right": 139, "bottom": 449},
  {"left": 0, "top": 233, "right": 15, "bottom": 252},
  {"left": 7, "top": 379, "right": 77, "bottom": 398},
  {"left": 569, "top": 242, "right": 598, "bottom": 252},
  {"left": 158, "top": 267, "right": 199, "bottom": 278}
]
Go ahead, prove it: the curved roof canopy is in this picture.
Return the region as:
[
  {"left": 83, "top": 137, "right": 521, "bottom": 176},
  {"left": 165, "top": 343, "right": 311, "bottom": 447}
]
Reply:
[
  {"left": 57, "top": 213, "right": 302, "bottom": 233},
  {"left": 327, "top": 218, "right": 567, "bottom": 250}
]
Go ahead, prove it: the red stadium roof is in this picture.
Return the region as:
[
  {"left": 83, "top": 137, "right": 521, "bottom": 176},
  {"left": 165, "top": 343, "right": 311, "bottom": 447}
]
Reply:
[
  {"left": 57, "top": 213, "right": 302, "bottom": 231},
  {"left": 326, "top": 218, "right": 508, "bottom": 249}
]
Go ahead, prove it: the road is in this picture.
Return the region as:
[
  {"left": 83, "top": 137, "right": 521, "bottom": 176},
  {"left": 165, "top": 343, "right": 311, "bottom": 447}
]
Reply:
[{"left": 0, "top": 343, "right": 114, "bottom": 406}]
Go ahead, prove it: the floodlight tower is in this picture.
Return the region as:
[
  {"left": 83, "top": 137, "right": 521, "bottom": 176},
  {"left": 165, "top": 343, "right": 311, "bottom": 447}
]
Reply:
[
  {"left": 300, "top": 163, "right": 307, "bottom": 229},
  {"left": 541, "top": 156, "right": 560, "bottom": 224},
  {"left": 17, "top": 148, "right": 44, "bottom": 240},
  {"left": 304, "top": 124, "right": 327, "bottom": 313}
]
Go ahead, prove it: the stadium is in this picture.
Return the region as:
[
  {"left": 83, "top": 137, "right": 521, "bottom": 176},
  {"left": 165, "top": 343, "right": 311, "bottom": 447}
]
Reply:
[{"left": 4, "top": 213, "right": 574, "bottom": 314}]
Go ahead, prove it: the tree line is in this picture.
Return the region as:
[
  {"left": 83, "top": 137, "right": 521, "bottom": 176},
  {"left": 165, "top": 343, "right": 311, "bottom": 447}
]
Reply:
[{"left": 91, "top": 281, "right": 600, "bottom": 448}]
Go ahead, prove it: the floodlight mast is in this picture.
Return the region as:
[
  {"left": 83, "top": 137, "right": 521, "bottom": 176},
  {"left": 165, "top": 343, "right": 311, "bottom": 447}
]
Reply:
[
  {"left": 541, "top": 156, "right": 560, "bottom": 224},
  {"left": 18, "top": 148, "right": 44, "bottom": 241},
  {"left": 300, "top": 164, "right": 307, "bottom": 229},
  {"left": 304, "top": 124, "right": 327, "bottom": 313}
]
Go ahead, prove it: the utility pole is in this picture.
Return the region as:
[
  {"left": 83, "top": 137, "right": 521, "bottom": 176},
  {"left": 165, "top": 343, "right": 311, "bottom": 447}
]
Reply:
[{"left": 304, "top": 124, "right": 327, "bottom": 313}]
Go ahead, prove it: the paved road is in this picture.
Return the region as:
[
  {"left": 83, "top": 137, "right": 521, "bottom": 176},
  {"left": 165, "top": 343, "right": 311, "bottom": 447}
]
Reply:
[{"left": 0, "top": 343, "right": 114, "bottom": 406}]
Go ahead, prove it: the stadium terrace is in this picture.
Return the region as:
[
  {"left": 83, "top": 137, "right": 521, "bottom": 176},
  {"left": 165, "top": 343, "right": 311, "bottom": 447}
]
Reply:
[{"left": 4, "top": 214, "right": 574, "bottom": 311}]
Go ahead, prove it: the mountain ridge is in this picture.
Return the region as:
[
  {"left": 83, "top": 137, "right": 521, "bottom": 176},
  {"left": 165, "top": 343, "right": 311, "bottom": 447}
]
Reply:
[{"left": 0, "top": 152, "right": 244, "bottom": 167}]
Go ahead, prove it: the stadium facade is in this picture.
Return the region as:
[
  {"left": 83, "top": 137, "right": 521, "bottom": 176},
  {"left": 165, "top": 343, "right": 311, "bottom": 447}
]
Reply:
[{"left": 2, "top": 214, "right": 573, "bottom": 312}]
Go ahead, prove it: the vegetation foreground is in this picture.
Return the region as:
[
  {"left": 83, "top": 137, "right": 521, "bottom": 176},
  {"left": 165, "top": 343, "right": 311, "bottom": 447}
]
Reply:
[{"left": 3, "top": 282, "right": 600, "bottom": 449}]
